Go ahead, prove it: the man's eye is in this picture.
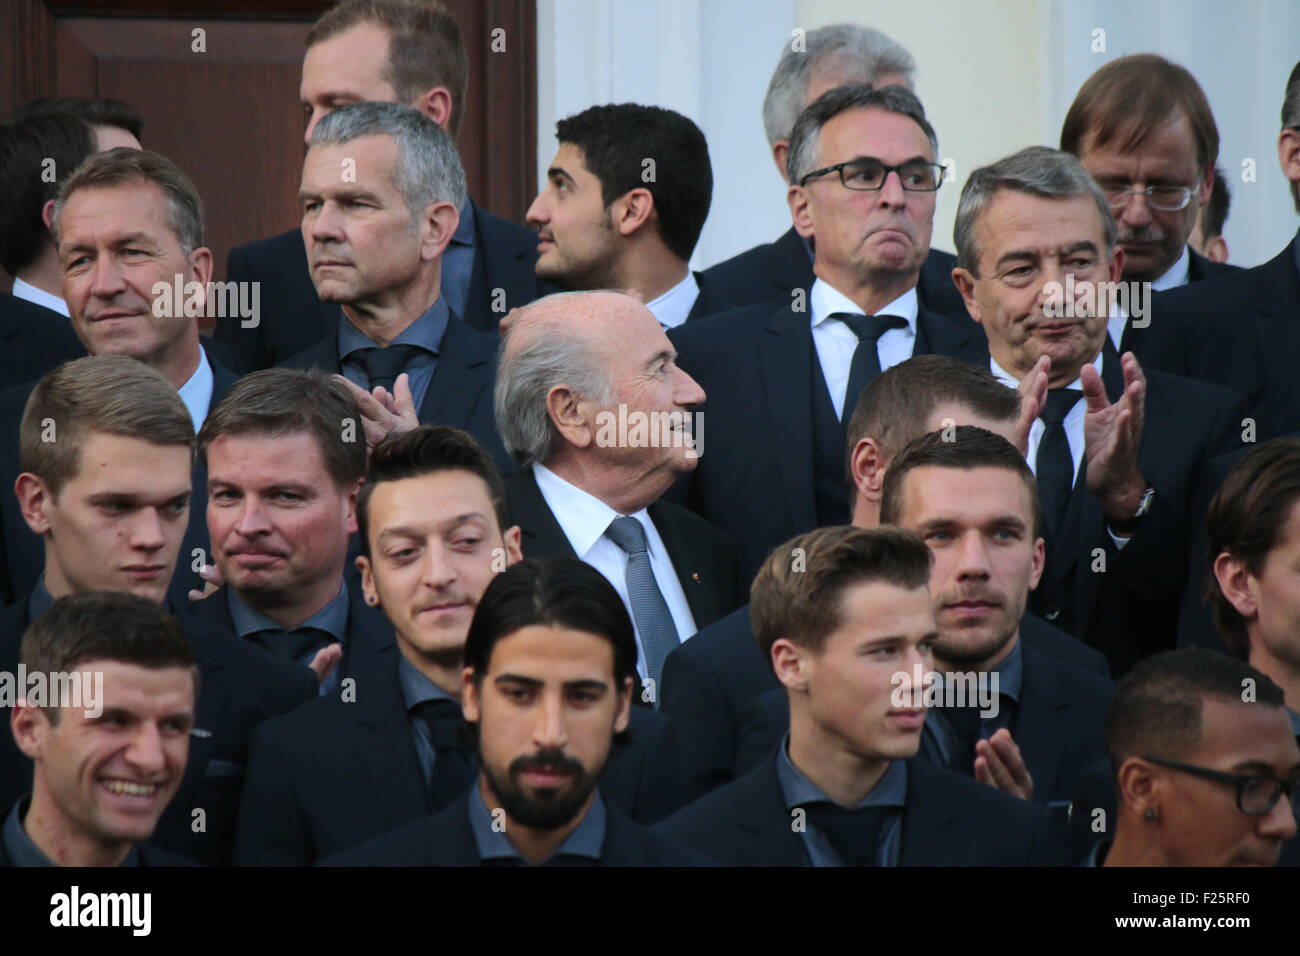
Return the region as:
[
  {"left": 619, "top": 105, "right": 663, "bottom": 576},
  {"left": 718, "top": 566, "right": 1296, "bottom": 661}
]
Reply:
[
  {"left": 453, "top": 537, "right": 482, "bottom": 550},
  {"left": 926, "top": 531, "right": 953, "bottom": 543},
  {"left": 166, "top": 501, "right": 188, "bottom": 516},
  {"left": 504, "top": 687, "right": 532, "bottom": 702},
  {"left": 387, "top": 548, "right": 417, "bottom": 562}
]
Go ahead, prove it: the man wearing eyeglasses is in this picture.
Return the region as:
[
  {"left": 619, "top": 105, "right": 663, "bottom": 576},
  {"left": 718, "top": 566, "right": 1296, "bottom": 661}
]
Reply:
[
  {"left": 666, "top": 84, "right": 985, "bottom": 577},
  {"left": 1097, "top": 648, "right": 1298, "bottom": 867},
  {"left": 1060, "top": 54, "right": 1240, "bottom": 357}
]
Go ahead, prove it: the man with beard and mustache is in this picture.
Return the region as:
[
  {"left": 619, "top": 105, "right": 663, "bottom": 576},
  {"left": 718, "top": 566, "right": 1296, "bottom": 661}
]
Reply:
[
  {"left": 951, "top": 146, "right": 1246, "bottom": 675},
  {"left": 322, "top": 557, "right": 711, "bottom": 866}
]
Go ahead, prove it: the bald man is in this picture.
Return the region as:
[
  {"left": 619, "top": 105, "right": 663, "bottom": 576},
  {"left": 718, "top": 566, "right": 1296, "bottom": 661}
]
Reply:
[{"left": 492, "top": 291, "right": 746, "bottom": 706}]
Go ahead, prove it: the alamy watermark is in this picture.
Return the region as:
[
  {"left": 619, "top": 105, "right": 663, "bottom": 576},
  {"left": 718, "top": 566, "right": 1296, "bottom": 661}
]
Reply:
[
  {"left": 152, "top": 274, "right": 260, "bottom": 328},
  {"left": 0, "top": 666, "right": 103, "bottom": 718},
  {"left": 594, "top": 405, "right": 703, "bottom": 459},
  {"left": 890, "top": 664, "right": 1000, "bottom": 718},
  {"left": 1041, "top": 276, "right": 1151, "bottom": 329}
]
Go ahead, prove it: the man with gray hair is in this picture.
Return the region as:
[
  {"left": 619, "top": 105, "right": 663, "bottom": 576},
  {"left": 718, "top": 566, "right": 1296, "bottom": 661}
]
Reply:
[
  {"left": 702, "top": 24, "right": 965, "bottom": 316},
  {"left": 950, "top": 145, "right": 1245, "bottom": 676},
  {"left": 495, "top": 290, "right": 745, "bottom": 704},
  {"left": 279, "top": 100, "right": 510, "bottom": 473}
]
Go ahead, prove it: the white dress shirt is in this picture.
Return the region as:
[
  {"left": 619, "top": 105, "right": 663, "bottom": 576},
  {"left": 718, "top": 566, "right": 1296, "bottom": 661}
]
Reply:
[
  {"left": 177, "top": 346, "right": 215, "bottom": 433},
  {"left": 10, "top": 277, "right": 69, "bottom": 317},
  {"left": 810, "top": 278, "right": 918, "bottom": 419},
  {"left": 646, "top": 272, "right": 700, "bottom": 330},
  {"left": 531, "top": 463, "right": 697, "bottom": 682}
]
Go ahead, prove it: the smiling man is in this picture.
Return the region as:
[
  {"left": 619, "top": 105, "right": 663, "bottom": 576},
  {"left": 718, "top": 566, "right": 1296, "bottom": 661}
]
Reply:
[{"left": 4, "top": 592, "right": 197, "bottom": 867}]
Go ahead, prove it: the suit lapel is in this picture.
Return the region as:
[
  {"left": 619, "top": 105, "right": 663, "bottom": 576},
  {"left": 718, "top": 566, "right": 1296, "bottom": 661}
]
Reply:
[
  {"left": 170, "top": 616, "right": 232, "bottom": 810},
  {"left": 647, "top": 501, "right": 716, "bottom": 626},
  {"left": 467, "top": 203, "right": 538, "bottom": 329},
  {"left": 730, "top": 754, "right": 809, "bottom": 866},
  {"left": 759, "top": 305, "right": 819, "bottom": 533},
  {"left": 1009, "top": 644, "right": 1069, "bottom": 800},
  {"left": 505, "top": 466, "right": 579, "bottom": 559},
  {"left": 353, "top": 662, "right": 431, "bottom": 826},
  {"left": 914, "top": 305, "right": 982, "bottom": 362},
  {"left": 342, "top": 587, "right": 396, "bottom": 681},
  {"left": 771, "top": 227, "right": 816, "bottom": 297},
  {"left": 686, "top": 272, "right": 733, "bottom": 322},
  {"left": 419, "top": 312, "right": 492, "bottom": 429},
  {"left": 899, "top": 759, "right": 963, "bottom": 865}
]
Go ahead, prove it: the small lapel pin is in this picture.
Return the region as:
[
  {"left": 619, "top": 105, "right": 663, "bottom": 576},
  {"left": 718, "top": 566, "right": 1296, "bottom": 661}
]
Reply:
[
  {"left": 190, "top": 728, "right": 213, "bottom": 739},
  {"left": 691, "top": 572, "right": 701, "bottom": 583}
]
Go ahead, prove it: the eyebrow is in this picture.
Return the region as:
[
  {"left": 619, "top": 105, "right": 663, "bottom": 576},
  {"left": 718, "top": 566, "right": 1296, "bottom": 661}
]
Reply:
[
  {"left": 838, "top": 154, "right": 931, "bottom": 166},
  {"left": 61, "top": 231, "right": 156, "bottom": 256},
  {"left": 377, "top": 513, "right": 491, "bottom": 540},
  {"left": 87, "top": 491, "right": 190, "bottom": 507},
  {"left": 494, "top": 675, "right": 610, "bottom": 693},
  {"left": 646, "top": 348, "right": 674, "bottom": 369},
  {"left": 298, "top": 186, "right": 385, "bottom": 204},
  {"left": 994, "top": 240, "right": 1099, "bottom": 270},
  {"left": 1231, "top": 759, "right": 1300, "bottom": 776},
  {"left": 547, "top": 166, "right": 576, "bottom": 185}
]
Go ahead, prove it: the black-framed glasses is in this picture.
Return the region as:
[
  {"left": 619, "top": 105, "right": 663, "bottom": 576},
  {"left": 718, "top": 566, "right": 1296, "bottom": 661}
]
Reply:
[
  {"left": 1143, "top": 755, "right": 1299, "bottom": 815},
  {"left": 1102, "top": 181, "right": 1201, "bottom": 212},
  {"left": 798, "top": 159, "right": 945, "bottom": 192}
]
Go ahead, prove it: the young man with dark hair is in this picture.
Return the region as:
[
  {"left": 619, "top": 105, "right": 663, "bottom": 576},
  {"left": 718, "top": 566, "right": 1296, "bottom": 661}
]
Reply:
[
  {"left": 656, "top": 525, "right": 1066, "bottom": 866},
  {"left": 1096, "top": 648, "right": 1298, "bottom": 867},
  {"left": 325, "top": 557, "right": 710, "bottom": 866},
  {"left": 527, "top": 103, "right": 730, "bottom": 327},
  {"left": 4, "top": 592, "right": 197, "bottom": 867},
  {"left": 0, "top": 356, "right": 316, "bottom": 865},
  {"left": 1190, "top": 166, "right": 1230, "bottom": 264},
  {"left": 235, "top": 426, "right": 689, "bottom": 864}
]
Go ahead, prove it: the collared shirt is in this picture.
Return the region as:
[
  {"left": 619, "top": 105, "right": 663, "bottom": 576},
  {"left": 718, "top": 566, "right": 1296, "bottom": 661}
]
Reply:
[
  {"left": 810, "top": 278, "right": 919, "bottom": 420},
  {"left": 177, "top": 345, "right": 215, "bottom": 433},
  {"left": 531, "top": 462, "right": 697, "bottom": 680},
  {"left": 10, "top": 277, "right": 69, "bottom": 317},
  {"left": 929, "top": 640, "right": 1021, "bottom": 758},
  {"left": 440, "top": 198, "right": 477, "bottom": 320},
  {"left": 646, "top": 272, "right": 700, "bottom": 330},
  {"left": 397, "top": 653, "right": 457, "bottom": 787},
  {"left": 28, "top": 575, "right": 55, "bottom": 621},
  {"left": 1150, "top": 246, "right": 1191, "bottom": 293},
  {"left": 468, "top": 781, "right": 606, "bottom": 864},
  {"left": 226, "top": 583, "right": 349, "bottom": 695},
  {"left": 1288, "top": 707, "right": 1300, "bottom": 741},
  {"left": 776, "top": 733, "right": 906, "bottom": 867},
  {"left": 338, "top": 297, "right": 449, "bottom": 411},
  {"left": 3, "top": 797, "right": 139, "bottom": 867}
]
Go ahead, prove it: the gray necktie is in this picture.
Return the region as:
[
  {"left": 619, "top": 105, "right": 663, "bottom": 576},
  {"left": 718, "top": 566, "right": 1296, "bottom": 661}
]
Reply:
[{"left": 605, "top": 516, "right": 679, "bottom": 707}]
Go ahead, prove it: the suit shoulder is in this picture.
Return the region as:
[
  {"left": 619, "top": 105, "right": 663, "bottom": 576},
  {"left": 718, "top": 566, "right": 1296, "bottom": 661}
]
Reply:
[
  {"left": 139, "top": 844, "right": 200, "bottom": 866},
  {"left": 1143, "top": 366, "right": 1242, "bottom": 409},
  {"left": 320, "top": 802, "right": 462, "bottom": 866},
  {"left": 471, "top": 203, "right": 535, "bottom": 243},
  {"left": 699, "top": 241, "right": 779, "bottom": 282},
  {"left": 676, "top": 605, "right": 754, "bottom": 663},
  {"left": 607, "top": 806, "right": 718, "bottom": 865},
  {"left": 651, "top": 499, "right": 736, "bottom": 547},
  {"left": 911, "top": 759, "right": 1047, "bottom": 828},
  {"left": 671, "top": 302, "right": 785, "bottom": 347},
  {"left": 656, "top": 757, "right": 768, "bottom": 838}
]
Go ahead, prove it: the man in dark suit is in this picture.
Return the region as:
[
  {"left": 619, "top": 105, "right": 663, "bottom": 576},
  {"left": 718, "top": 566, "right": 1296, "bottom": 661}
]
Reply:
[
  {"left": 3, "top": 592, "right": 199, "bottom": 867},
  {"left": 701, "top": 24, "right": 966, "bottom": 316},
  {"left": 218, "top": 0, "right": 544, "bottom": 370},
  {"left": 0, "top": 147, "right": 240, "bottom": 608},
  {"left": 183, "top": 369, "right": 394, "bottom": 693},
  {"left": 527, "top": 104, "right": 731, "bottom": 327},
  {"left": 656, "top": 526, "right": 1066, "bottom": 866},
  {"left": 662, "top": 355, "right": 1109, "bottom": 801},
  {"left": 322, "top": 557, "right": 709, "bottom": 867},
  {"left": 0, "top": 357, "right": 316, "bottom": 865},
  {"left": 235, "top": 426, "right": 688, "bottom": 864},
  {"left": 496, "top": 291, "right": 743, "bottom": 705},
  {"left": 951, "top": 146, "right": 1245, "bottom": 676},
  {"left": 671, "top": 85, "right": 986, "bottom": 576},
  {"left": 276, "top": 101, "right": 510, "bottom": 473}
]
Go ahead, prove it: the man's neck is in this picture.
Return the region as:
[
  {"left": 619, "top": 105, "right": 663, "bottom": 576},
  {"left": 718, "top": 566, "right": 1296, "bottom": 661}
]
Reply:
[
  {"left": 934, "top": 629, "right": 1019, "bottom": 675},
  {"left": 1100, "top": 821, "right": 1163, "bottom": 867},
  {"left": 1249, "top": 642, "right": 1300, "bottom": 715},
  {"left": 24, "top": 786, "right": 132, "bottom": 867},
  {"left": 15, "top": 251, "right": 62, "bottom": 300},
  {"left": 788, "top": 706, "right": 891, "bottom": 806},
  {"left": 341, "top": 275, "right": 441, "bottom": 348},
  {"left": 482, "top": 775, "right": 593, "bottom": 864},
  {"left": 231, "top": 569, "right": 344, "bottom": 632},
  {"left": 618, "top": 247, "right": 690, "bottom": 306},
  {"left": 397, "top": 638, "right": 463, "bottom": 699},
  {"left": 542, "top": 454, "right": 672, "bottom": 517},
  {"left": 150, "top": 333, "right": 203, "bottom": 390},
  {"left": 991, "top": 346, "right": 1092, "bottom": 390},
  {"left": 814, "top": 263, "right": 918, "bottom": 317}
]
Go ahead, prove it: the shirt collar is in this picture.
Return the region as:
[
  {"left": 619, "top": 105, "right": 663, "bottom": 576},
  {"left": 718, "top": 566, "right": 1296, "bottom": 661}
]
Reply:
[
  {"left": 3, "top": 796, "right": 139, "bottom": 867},
  {"left": 989, "top": 349, "right": 1103, "bottom": 392},
  {"left": 450, "top": 198, "right": 475, "bottom": 248},
  {"left": 338, "top": 296, "right": 450, "bottom": 361},
  {"left": 9, "top": 277, "right": 70, "bottom": 317},
  {"left": 775, "top": 732, "right": 908, "bottom": 810},
  {"left": 645, "top": 272, "right": 700, "bottom": 330},
  {"left": 530, "top": 462, "right": 658, "bottom": 562},
  {"left": 810, "top": 277, "right": 918, "bottom": 333},
  {"left": 177, "top": 346, "right": 214, "bottom": 433},
  {"left": 1150, "top": 247, "right": 1191, "bottom": 293},
  {"left": 1288, "top": 707, "right": 1300, "bottom": 740},
  {"left": 468, "top": 782, "right": 606, "bottom": 863},
  {"left": 397, "top": 652, "right": 455, "bottom": 711},
  {"left": 994, "top": 639, "right": 1023, "bottom": 704},
  {"left": 226, "top": 582, "right": 349, "bottom": 643}
]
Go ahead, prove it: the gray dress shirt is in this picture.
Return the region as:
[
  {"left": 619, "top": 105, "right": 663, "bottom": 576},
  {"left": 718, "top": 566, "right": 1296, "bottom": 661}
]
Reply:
[
  {"left": 397, "top": 655, "right": 459, "bottom": 787},
  {"left": 3, "top": 797, "right": 140, "bottom": 867},
  {"left": 338, "top": 296, "right": 449, "bottom": 411},
  {"left": 468, "top": 781, "right": 606, "bottom": 864},
  {"left": 226, "top": 583, "right": 349, "bottom": 695}
]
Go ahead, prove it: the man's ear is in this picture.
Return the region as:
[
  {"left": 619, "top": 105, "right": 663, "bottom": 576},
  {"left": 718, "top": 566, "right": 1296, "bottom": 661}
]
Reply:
[
  {"left": 461, "top": 669, "right": 480, "bottom": 721},
  {"left": 11, "top": 700, "right": 50, "bottom": 760},
  {"left": 420, "top": 201, "right": 460, "bottom": 262},
  {"left": 188, "top": 246, "right": 214, "bottom": 288},
  {"left": 614, "top": 674, "right": 633, "bottom": 734},
  {"left": 1028, "top": 535, "right": 1046, "bottom": 591},
  {"left": 16, "top": 473, "right": 54, "bottom": 536},
  {"left": 343, "top": 478, "right": 362, "bottom": 535},
  {"left": 771, "top": 140, "right": 791, "bottom": 183},
  {"left": 502, "top": 525, "right": 523, "bottom": 565},
  {"left": 356, "top": 554, "right": 379, "bottom": 608},
  {"left": 612, "top": 188, "right": 655, "bottom": 238},
  {"left": 1212, "top": 551, "right": 1258, "bottom": 622},
  {"left": 849, "top": 437, "right": 886, "bottom": 509},
  {"left": 1277, "top": 127, "right": 1300, "bottom": 186},
  {"left": 42, "top": 199, "right": 56, "bottom": 232},
  {"left": 1204, "top": 235, "right": 1229, "bottom": 264},
  {"left": 771, "top": 637, "right": 809, "bottom": 692},
  {"left": 1107, "top": 243, "right": 1125, "bottom": 284},
  {"left": 412, "top": 87, "right": 454, "bottom": 134},
  {"left": 1116, "top": 756, "right": 1160, "bottom": 818},
  {"left": 1196, "top": 165, "right": 1215, "bottom": 209},
  {"left": 951, "top": 267, "right": 983, "bottom": 324},
  {"left": 545, "top": 384, "right": 595, "bottom": 450},
  {"left": 788, "top": 184, "right": 813, "bottom": 240}
]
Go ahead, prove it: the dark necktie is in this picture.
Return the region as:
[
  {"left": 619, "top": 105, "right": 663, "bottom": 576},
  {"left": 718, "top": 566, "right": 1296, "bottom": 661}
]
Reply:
[
  {"left": 353, "top": 344, "right": 420, "bottom": 391},
  {"left": 835, "top": 313, "right": 908, "bottom": 424},
  {"left": 409, "top": 698, "right": 478, "bottom": 811},
  {"left": 247, "top": 626, "right": 334, "bottom": 664},
  {"left": 1036, "top": 389, "right": 1083, "bottom": 540},
  {"left": 937, "top": 701, "right": 983, "bottom": 775},
  {"left": 605, "top": 516, "right": 679, "bottom": 705},
  {"left": 802, "top": 802, "right": 894, "bottom": 866}
]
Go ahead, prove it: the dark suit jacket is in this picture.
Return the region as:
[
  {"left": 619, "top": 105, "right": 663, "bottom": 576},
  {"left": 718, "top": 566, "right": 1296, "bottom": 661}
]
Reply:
[
  {"left": 1119, "top": 246, "right": 1244, "bottom": 357},
  {"left": 684, "top": 271, "right": 735, "bottom": 322},
  {"left": 234, "top": 652, "right": 690, "bottom": 865},
  {"left": 277, "top": 309, "right": 511, "bottom": 474},
  {"left": 731, "top": 643, "right": 1112, "bottom": 807},
  {"left": 219, "top": 204, "right": 547, "bottom": 372},
  {"left": 0, "top": 293, "right": 85, "bottom": 391},
  {"left": 0, "top": 596, "right": 316, "bottom": 865},
  {"left": 0, "top": 354, "right": 239, "bottom": 609},
  {"left": 700, "top": 226, "right": 970, "bottom": 317},
  {"left": 660, "top": 604, "right": 1109, "bottom": 801},
  {"left": 0, "top": 810, "right": 197, "bottom": 866},
  {"left": 505, "top": 465, "right": 747, "bottom": 638},
  {"left": 667, "top": 300, "right": 989, "bottom": 576},
  {"left": 181, "top": 579, "right": 396, "bottom": 690},
  {"left": 321, "top": 788, "right": 712, "bottom": 866},
  {"left": 655, "top": 750, "right": 1068, "bottom": 865},
  {"left": 1139, "top": 237, "right": 1299, "bottom": 439}
]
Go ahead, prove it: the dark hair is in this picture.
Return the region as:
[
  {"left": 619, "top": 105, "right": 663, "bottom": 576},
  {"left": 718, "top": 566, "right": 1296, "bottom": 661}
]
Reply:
[
  {"left": 464, "top": 557, "right": 638, "bottom": 698},
  {"left": 1283, "top": 59, "right": 1300, "bottom": 214},
  {"left": 880, "top": 426, "right": 1041, "bottom": 537},
  {"left": 11, "top": 95, "right": 144, "bottom": 142},
  {"left": 357, "top": 425, "right": 508, "bottom": 557},
  {"left": 845, "top": 354, "right": 1020, "bottom": 478},
  {"left": 197, "top": 369, "right": 366, "bottom": 491},
  {"left": 750, "top": 525, "right": 931, "bottom": 663},
  {"left": 555, "top": 104, "right": 713, "bottom": 262},
  {"left": 1105, "top": 647, "right": 1284, "bottom": 774},
  {"left": 1201, "top": 165, "right": 1230, "bottom": 239},
  {"left": 307, "top": 0, "right": 468, "bottom": 138},
  {"left": 1061, "top": 54, "right": 1219, "bottom": 175},
  {"left": 21, "top": 591, "right": 198, "bottom": 724},
  {"left": 0, "top": 112, "right": 96, "bottom": 274},
  {"left": 1205, "top": 438, "right": 1300, "bottom": 658}
]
